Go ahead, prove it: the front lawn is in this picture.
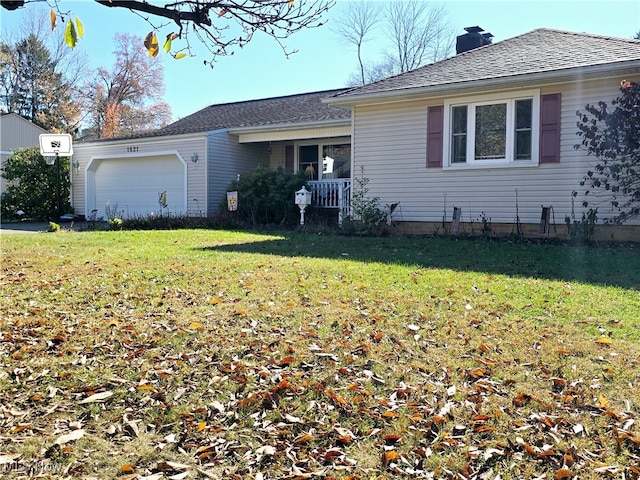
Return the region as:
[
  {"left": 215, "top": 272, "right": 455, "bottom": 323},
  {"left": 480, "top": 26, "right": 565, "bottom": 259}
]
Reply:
[{"left": 1, "top": 230, "right": 639, "bottom": 479}]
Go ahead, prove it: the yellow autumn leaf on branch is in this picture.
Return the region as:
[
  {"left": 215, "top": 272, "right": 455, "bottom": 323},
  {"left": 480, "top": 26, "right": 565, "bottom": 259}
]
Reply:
[
  {"left": 50, "top": 8, "right": 57, "bottom": 30},
  {"left": 174, "top": 52, "right": 188, "bottom": 60},
  {"left": 64, "top": 19, "right": 78, "bottom": 48},
  {"left": 163, "top": 33, "right": 178, "bottom": 53},
  {"left": 144, "top": 31, "right": 159, "bottom": 58},
  {"left": 75, "top": 17, "right": 84, "bottom": 38}
]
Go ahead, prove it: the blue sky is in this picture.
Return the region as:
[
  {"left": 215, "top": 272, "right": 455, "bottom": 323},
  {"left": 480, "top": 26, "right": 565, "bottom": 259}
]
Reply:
[{"left": 2, "top": 0, "right": 639, "bottom": 120}]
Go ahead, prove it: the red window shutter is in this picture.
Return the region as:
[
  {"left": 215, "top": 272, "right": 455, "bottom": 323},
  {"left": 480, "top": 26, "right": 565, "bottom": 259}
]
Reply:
[
  {"left": 539, "top": 93, "right": 561, "bottom": 163},
  {"left": 285, "top": 144, "right": 294, "bottom": 172},
  {"left": 427, "top": 105, "right": 444, "bottom": 168}
]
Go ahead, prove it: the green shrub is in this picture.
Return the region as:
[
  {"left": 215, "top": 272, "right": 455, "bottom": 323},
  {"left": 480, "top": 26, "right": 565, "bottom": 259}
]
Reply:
[
  {"left": 222, "top": 167, "right": 308, "bottom": 226},
  {"left": 47, "top": 221, "right": 60, "bottom": 232},
  {"left": 108, "top": 218, "right": 123, "bottom": 230},
  {"left": 342, "top": 167, "right": 381, "bottom": 234},
  {"left": 1, "top": 147, "right": 71, "bottom": 221}
]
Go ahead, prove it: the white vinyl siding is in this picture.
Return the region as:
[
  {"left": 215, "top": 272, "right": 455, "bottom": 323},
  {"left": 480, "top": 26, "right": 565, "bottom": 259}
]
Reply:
[
  {"left": 206, "top": 131, "right": 266, "bottom": 214},
  {"left": 0, "top": 114, "right": 48, "bottom": 195},
  {"left": 351, "top": 77, "right": 640, "bottom": 226},
  {"left": 72, "top": 134, "right": 207, "bottom": 218}
]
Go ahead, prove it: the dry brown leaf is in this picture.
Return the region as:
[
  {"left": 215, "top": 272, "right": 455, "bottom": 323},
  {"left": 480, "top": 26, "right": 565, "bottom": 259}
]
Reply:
[
  {"left": 0, "top": 454, "right": 21, "bottom": 465},
  {"left": 597, "top": 394, "right": 610, "bottom": 408},
  {"left": 513, "top": 392, "right": 532, "bottom": 407},
  {"left": 119, "top": 464, "right": 135, "bottom": 473},
  {"left": 384, "top": 433, "right": 402, "bottom": 444},
  {"left": 382, "top": 450, "right": 400, "bottom": 466},
  {"left": 78, "top": 390, "right": 113, "bottom": 404},
  {"left": 55, "top": 428, "right": 85, "bottom": 445},
  {"left": 555, "top": 468, "right": 573, "bottom": 479}
]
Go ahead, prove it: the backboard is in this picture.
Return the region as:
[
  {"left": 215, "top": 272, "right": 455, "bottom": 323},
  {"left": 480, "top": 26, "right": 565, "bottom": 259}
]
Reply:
[{"left": 39, "top": 134, "right": 73, "bottom": 156}]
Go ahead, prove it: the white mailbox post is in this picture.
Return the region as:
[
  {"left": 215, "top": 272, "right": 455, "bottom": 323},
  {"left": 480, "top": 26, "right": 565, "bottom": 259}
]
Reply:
[{"left": 294, "top": 186, "right": 312, "bottom": 225}]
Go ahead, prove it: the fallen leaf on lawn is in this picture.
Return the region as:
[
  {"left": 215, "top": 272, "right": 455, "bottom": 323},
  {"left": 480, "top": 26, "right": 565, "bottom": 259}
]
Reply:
[
  {"left": 55, "top": 429, "right": 85, "bottom": 445},
  {"left": 384, "top": 433, "right": 401, "bottom": 444},
  {"left": 383, "top": 450, "right": 400, "bottom": 466},
  {"left": 78, "top": 390, "right": 113, "bottom": 404},
  {"left": 285, "top": 413, "right": 302, "bottom": 423},
  {"left": 120, "top": 464, "right": 136, "bottom": 473},
  {"left": 157, "top": 460, "right": 191, "bottom": 471},
  {"left": 597, "top": 394, "right": 610, "bottom": 408},
  {"left": 256, "top": 445, "right": 276, "bottom": 456},
  {"left": 278, "top": 355, "right": 294, "bottom": 366},
  {"left": 168, "top": 472, "right": 190, "bottom": 480},
  {"left": 595, "top": 337, "right": 612, "bottom": 344},
  {"left": 513, "top": 392, "right": 532, "bottom": 407},
  {"left": 189, "top": 322, "right": 206, "bottom": 331},
  {"left": 294, "top": 433, "right": 314, "bottom": 444},
  {"left": 555, "top": 468, "right": 573, "bottom": 479},
  {"left": 0, "top": 453, "right": 21, "bottom": 464}
]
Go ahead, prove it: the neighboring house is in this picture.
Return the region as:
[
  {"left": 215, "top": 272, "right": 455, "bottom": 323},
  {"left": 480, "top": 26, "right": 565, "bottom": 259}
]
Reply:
[
  {"left": 0, "top": 113, "right": 48, "bottom": 196},
  {"left": 71, "top": 89, "right": 351, "bottom": 221},
  {"left": 71, "top": 28, "right": 640, "bottom": 240},
  {"left": 325, "top": 28, "right": 640, "bottom": 240}
]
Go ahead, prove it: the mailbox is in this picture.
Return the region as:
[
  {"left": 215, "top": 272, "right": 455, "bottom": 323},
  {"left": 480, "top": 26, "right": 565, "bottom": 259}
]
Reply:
[{"left": 294, "top": 186, "right": 312, "bottom": 225}]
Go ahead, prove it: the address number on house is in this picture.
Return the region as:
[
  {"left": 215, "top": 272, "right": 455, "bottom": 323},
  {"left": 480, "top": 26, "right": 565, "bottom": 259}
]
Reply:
[{"left": 126, "top": 146, "right": 139, "bottom": 153}]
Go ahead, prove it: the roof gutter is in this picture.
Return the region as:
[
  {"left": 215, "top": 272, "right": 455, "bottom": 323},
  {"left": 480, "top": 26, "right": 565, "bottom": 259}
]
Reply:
[
  {"left": 227, "top": 118, "right": 350, "bottom": 135},
  {"left": 324, "top": 61, "right": 640, "bottom": 107}
]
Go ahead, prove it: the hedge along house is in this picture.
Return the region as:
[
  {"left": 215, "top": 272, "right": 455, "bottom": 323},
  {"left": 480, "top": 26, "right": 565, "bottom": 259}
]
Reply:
[
  {"left": 325, "top": 28, "right": 640, "bottom": 241},
  {"left": 71, "top": 89, "right": 350, "bottom": 221}
]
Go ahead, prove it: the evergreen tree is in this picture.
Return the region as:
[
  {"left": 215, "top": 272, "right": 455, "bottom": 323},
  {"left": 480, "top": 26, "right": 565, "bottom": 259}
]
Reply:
[{"left": 0, "top": 34, "right": 79, "bottom": 132}]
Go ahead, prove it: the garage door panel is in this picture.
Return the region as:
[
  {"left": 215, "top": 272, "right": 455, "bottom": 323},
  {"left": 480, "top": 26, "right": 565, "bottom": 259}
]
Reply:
[{"left": 92, "top": 155, "right": 186, "bottom": 219}]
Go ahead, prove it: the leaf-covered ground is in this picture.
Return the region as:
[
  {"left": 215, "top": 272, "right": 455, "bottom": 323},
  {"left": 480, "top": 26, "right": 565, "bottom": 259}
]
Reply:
[{"left": 1, "top": 230, "right": 639, "bottom": 479}]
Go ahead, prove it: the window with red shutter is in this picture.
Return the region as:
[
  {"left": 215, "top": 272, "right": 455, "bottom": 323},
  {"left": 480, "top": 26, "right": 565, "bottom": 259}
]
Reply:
[
  {"left": 539, "top": 93, "right": 561, "bottom": 164},
  {"left": 427, "top": 105, "right": 444, "bottom": 168}
]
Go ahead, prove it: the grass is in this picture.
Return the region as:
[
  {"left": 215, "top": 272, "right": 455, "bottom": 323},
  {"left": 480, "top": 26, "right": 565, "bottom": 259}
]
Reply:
[{"left": 1, "top": 229, "right": 639, "bottom": 479}]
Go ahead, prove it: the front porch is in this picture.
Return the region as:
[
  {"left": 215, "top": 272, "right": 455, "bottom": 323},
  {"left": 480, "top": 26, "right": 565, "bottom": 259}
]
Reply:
[{"left": 308, "top": 179, "right": 351, "bottom": 224}]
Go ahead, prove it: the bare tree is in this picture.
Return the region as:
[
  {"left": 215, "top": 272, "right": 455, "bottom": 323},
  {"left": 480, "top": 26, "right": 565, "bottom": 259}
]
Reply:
[
  {"left": 384, "top": 1, "right": 453, "bottom": 74},
  {"left": 335, "top": 1, "right": 454, "bottom": 86},
  {"left": 85, "top": 33, "right": 172, "bottom": 138},
  {"left": 332, "top": 0, "right": 379, "bottom": 86},
  {"left": 1, "top": 0, "right": 335, "bottom": 65}
]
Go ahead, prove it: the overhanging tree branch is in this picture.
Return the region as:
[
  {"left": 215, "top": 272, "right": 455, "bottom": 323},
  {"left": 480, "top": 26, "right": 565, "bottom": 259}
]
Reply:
[{"left": 3, "top": 0, "right": 335, "bottom": 64}]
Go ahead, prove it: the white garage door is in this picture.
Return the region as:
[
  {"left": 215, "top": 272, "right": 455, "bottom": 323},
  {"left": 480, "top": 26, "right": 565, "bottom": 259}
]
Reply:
[{"left": 92, "top": 155, "right": 186, "bottom": 219}]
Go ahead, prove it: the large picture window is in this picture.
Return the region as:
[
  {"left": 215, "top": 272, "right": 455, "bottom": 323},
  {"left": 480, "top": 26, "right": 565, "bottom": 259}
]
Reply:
[
  {"left": 443, "top": 90, "right": 540, "bottom": 168},
  {"left": 297, "top": 141, "right": 351, "bottom": 180}
]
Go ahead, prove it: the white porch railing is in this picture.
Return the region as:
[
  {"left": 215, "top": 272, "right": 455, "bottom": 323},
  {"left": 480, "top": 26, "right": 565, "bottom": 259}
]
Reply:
[{"left": 308, "top": 179, "right": 351, "bottom": 224}]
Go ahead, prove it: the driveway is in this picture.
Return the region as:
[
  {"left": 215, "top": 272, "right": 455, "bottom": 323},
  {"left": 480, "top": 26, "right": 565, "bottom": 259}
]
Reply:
[{"left": 0, "top": 221, "right": 88, "bottom": 234}]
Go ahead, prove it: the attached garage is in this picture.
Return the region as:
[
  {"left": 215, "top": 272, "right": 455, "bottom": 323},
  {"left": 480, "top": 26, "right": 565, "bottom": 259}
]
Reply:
[{"left": 86, "top": 153, "right": 187, "bottom": 219}]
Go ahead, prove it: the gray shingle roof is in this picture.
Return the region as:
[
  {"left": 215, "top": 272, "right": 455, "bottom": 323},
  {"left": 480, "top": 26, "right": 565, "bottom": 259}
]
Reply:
[
  {"left": 329, "top": 29, "right": 640, "bottom": 101},
  {"left": 156, "top": 88, "right": 350, "bottom": 137}
]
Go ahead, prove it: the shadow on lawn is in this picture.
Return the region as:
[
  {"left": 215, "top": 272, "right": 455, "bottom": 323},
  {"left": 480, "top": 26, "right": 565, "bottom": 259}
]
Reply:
[{"left": 198, "top": 234, "right": 640, "bottom": 290}]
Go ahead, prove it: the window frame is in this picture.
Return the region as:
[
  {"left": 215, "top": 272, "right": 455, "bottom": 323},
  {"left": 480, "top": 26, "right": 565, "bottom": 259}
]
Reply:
[
  {"left": 442, "top": 90, "right": 540, "bottom": 170},
  {"left": 295, "top": 138, "right": 351, "bottom": 180}
]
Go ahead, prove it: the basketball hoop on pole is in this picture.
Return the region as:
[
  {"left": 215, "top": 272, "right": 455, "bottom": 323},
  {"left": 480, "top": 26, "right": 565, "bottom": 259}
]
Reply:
[{"left": 39, "top": 134, "right": 73, "bottom": 221}]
